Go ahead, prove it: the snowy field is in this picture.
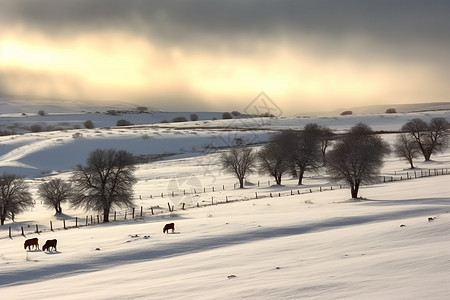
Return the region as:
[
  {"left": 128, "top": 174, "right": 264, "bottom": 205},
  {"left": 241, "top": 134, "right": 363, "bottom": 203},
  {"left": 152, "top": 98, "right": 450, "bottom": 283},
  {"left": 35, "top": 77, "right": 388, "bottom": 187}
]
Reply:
[{"left": 1, "top": 101, "right": 450, "bottom": 299}]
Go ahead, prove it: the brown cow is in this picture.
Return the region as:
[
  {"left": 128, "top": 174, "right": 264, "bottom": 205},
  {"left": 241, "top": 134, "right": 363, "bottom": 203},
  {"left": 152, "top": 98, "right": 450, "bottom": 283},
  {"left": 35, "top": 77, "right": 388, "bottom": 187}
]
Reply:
[
  {"left": 163, "top": 223, "right": 175, "bottom": 234},
  {"left": 24, "top": 238, "right": 39, "bottom": 250},
  {"left": 42, "top": 239, "right": 57, "bottom": 252}
]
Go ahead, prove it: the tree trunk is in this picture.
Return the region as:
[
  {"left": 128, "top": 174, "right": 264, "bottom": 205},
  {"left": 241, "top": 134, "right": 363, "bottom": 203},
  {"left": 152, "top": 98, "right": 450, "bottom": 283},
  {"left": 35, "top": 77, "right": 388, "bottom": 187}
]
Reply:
[
  {"left": 297, "top": 168, "right": 305, "bottom": 185},
  {"left": 276, "top": 174, "right": 282, "bottom": 185},
  {"left": 103, "top": 209, "right": 110, "bottom": 222},
  {"left": 1, "top": 208, "right": 6, "bottom": 225},
  {"left": 351, "top": 181, "right": 360, "bottom": 198},
  {"left": 239, "top": 177, "right": 244, "bottom": 189},
  {"left": 408, "top": 158, "right": 414, "bottom": 169}
]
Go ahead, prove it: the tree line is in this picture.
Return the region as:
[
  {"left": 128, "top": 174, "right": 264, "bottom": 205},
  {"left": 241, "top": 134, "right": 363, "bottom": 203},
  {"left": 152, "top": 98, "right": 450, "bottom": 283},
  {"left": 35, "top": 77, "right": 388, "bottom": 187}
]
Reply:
[
  {"left": 0, "top": 117, "right": 448, "bottom": 225},
  {"left": 220, "top": 118, "right": 449, "bottom": 199}
]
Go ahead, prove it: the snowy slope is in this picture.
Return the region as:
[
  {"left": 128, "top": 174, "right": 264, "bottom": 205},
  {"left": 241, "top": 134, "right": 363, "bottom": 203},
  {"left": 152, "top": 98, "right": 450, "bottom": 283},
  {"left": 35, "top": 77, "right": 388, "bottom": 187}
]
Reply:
[{"left": 0, "top": 101, "right": 449, "bottom": 299}]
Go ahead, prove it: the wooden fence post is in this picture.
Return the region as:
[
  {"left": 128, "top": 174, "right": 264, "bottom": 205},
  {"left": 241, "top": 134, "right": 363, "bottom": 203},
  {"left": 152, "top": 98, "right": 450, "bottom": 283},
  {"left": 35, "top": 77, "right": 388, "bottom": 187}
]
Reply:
[
  {"left": 182, "top": 203, "right": 185, "bottom": 210},
  {"left": 9, "top": 227, "right": 12, "bottom": 239},
  {"left": 255, "top": 192, "right": 258, "bottom": 199},
  {"left": 151, "top": 207, "right": 154, "bottom": 215},
  {"left": 132, "top": 207, "right": 135, "bottom": 219},
  {"left": 22, "top": 226, "right": 25, "bottom": 236},
  {"left": 63, "top": 219, "right": 66, "bottom": 229},
  {"left": 76, "top": 217, "right": 78, "bottom": 228},
  {"left": 97, "top": 215, "right": 100, "bottom": 224},
  {"left": 167, "top": 202, "right": 172, "bottom": 212},
  {"left": 50, "top": 221, "right": 53, "bottom": 231},
  {"left": 35, "top": 224, "right": 39, "bottom": 234},
  {"left": 140, "top": 206, "right": 143, "bottom": 217}
]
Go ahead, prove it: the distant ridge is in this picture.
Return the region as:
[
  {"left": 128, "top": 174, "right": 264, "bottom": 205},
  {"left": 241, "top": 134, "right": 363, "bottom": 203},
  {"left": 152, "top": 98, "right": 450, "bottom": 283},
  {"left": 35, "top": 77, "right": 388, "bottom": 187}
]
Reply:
[
  {"left": 329, "top": 102, "right": 450, "bottom": 115},
  {"left": 0, "top": 97, "right": 137, "bottom": 114}
]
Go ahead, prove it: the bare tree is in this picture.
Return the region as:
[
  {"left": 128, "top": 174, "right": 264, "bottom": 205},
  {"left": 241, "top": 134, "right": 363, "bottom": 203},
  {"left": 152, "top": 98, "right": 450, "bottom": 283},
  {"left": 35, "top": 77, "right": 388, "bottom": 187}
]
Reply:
[
  {"left": 220, "top": 145, "right": 257, "bottom": 188},
  {"left": 394, "top": 133, "right": 420, "bottom": 169},
  {"left": 317, "top": 125, "right": 334, "bottom": 165},
  {"left": 70, "top": 149, "right": 137, "bottom": 222},
  {"left": 294, "top": 124, "right": 322, "bottom": 185},
  {"left": 401, "top": 117, "right": 450, "bottom": 161},
  {"left": 258, "top": 139, "right": 291, "bottom": 185},
  {"left": 326, "top": 123, "right": 390, "bottom": 199},
  {"left": 38, "top": 178, "right": 74, "bottom": 214},
  {"left": 0, "top": 174, "right": 33, "bottom": 225}
]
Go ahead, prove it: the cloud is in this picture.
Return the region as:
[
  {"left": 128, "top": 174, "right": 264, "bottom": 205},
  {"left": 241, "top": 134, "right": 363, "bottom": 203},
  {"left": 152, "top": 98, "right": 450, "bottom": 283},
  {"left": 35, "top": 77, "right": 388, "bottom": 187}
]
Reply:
[{"left": 1, "top": 1, "right": 449, "bottom": 114}]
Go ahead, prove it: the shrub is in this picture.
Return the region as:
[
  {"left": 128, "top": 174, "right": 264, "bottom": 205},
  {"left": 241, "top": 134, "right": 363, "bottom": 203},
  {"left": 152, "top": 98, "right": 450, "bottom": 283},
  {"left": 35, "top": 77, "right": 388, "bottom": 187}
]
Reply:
[
  {"left": 340, "top": 110, "right": 353, "bottom": 116},
  {"left": 84, "top": 120, "right": 95, "bottom": 129},
  {"left": 190, "top": 113, "right": 199, "bottom": 121},
  {"left": 385, "top": 108, "right": 397, "bottom": 114},
  {"left": 106, "top": 110, "right": 119, "bottom": 116},
  {"left": 222, "top": 112, "right": 233, "bottom": 119},
  {"left": 38, "top": 110, "right": 46, "bottom": 116},
  {"left": 116, "top": 119, "right": 133, "bottom": 126},
  {"left": 136, "top": 106, "right": 148, "bottom": 113}
]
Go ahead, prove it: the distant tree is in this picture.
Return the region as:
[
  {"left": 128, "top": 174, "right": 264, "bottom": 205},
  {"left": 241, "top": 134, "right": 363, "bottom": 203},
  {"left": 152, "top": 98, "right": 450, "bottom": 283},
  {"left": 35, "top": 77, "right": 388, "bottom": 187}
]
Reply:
[
  {"left": 84, "top": 120, "right": 95, "bottom": 129},
  {"left": 106, "top": 110, "right": 119, "bottom": 116},
  {"left": 231, "top": 111, "right": 241, "bottom": 117},
  {"left": 38, "top": 178, "right": 74, "bottom": 215},
  {"left": 401, "top": 118, "right": 450, "bottom": 161},
  {"left": 222, "top": 112, "right": 233, "bottom": 119},
  {"left": 258, "top": 138, "right": 291, "bottom": 185},
  {"left": 385, "top": 108, "right": 397, "bottom": 114},
  {"left": 136, "top": 106, "right": 148, "bottom": 113},
  {"left": 190, "top": 113, "right": 199, "bottom": 121},
  {"left": 326, "top": 123, "right": 390, "bottom": 198},
  {"left": 172, "top": 116, "right": 188, "bottom": 122},
  {"left": 394, "top": 133, "right": 420, "bottom": 169},
  {"left": 220, "top": 145, "right": 257, "bottom": 188},
  {"left": 261, "top": 112, "right": 275, "bottom": 118},
  {"left": 38, "top": 110, "right": 46, "bottom": 116},
  {"left": 70, "top": 149, "right": 137, "bottom": 222},
  {"left": 116, "top": 119, "right": 133, "bottom": 126},
  {"left": 0, "top": 174, "right": 33, "bottom": 225},
  {"left": 340, "top": 110, "right": 353, "bottom": 116}
]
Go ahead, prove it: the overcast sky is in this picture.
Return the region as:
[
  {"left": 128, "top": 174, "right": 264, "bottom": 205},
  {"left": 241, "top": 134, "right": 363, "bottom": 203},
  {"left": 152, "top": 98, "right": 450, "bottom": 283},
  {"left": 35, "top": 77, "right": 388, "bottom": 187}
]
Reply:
[{"left": 1, "top": 1, "right": 449, "bottom": 115}]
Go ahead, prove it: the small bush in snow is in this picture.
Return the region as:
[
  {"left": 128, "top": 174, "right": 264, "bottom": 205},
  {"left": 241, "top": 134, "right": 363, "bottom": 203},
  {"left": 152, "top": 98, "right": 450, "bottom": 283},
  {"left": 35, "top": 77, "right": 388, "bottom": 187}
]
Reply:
[
  {"left": 84, "top": 120, "right": 95, "bottom": 129},
  {"left": 190, "top": 113, "right": 199, "bottom": 121},
  {"left": 117, "top": 119, "right": 133, "bottom": 126}
]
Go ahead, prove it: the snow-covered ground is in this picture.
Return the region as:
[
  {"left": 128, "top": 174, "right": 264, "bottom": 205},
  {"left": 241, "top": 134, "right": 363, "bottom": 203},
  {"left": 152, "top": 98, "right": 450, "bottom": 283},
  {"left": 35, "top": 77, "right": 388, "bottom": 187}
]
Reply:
[{"left": 1, "top": 101, "right": 450, "bottom": 299}]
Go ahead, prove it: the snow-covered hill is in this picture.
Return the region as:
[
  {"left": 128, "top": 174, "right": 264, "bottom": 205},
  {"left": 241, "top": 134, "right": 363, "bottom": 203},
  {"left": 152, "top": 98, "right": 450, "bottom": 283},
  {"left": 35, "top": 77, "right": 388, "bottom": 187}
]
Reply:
[{"left": 0, "top": 99, "right": 450, "bottom": 299}]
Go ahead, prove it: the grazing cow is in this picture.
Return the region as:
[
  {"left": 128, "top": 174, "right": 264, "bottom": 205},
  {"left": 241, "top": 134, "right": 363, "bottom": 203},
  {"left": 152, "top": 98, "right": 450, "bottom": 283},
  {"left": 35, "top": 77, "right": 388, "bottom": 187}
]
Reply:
[
  {"left": 42, "top": 239, "right": 57, "bottom": 252},
  {"left": 24, "top": 238, "right": 39, "bottom": 250},
  {"left": 163, "top": 223, "right": 175, "bottom": 234},
  {"left": 428, "top": 217, "right": 436, "bottom": 222}
]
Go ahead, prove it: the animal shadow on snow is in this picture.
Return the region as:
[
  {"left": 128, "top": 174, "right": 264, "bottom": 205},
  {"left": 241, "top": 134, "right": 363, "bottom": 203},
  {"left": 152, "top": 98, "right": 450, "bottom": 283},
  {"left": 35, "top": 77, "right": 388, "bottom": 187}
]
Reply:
[{"left": 43, "top": 250, "right": 61, "bottom": 255}]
